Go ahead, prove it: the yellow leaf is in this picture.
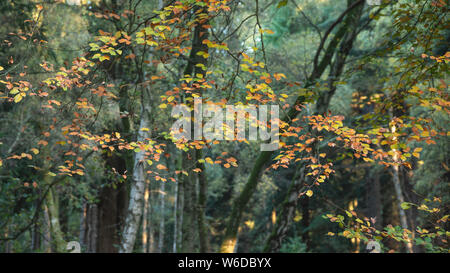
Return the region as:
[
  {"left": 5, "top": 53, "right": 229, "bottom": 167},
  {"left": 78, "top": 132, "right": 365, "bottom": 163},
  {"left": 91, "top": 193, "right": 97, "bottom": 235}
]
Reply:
[
  {"left": 14, "top": 93, "right": 23, "bottom": 103},
  {"left": 421, "top": 131, "right": 430, "bottom": 137},
  {"left": 159, "top": 103, "right": 167, "bottom": 109},
  {"left": 244, "top": 220, "right": 255, "bottom": 230},
  {"left": 205, "top": 157, "right": 213, "bottom": 164},
  {"left": 0, "top": 66, "right": 4, "bottom": 71},
  {"left": 306, "top": 190, "right": 313, "bottom": 197}
]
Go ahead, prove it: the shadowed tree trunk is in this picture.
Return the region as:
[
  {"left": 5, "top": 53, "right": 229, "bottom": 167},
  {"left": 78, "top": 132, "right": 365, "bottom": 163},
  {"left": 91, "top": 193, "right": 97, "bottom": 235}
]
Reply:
[
  {"left": 367, "top": 169, "right": 382, "bottom": 230},
  {"left": 42, "top": 204, "right": 51, "bottom": 253},
  {"left": 174, "top": 154, "right": 184, "bottom": 252},
  {"left": 196, "top": 149, "right": 210, "bottom": 252},
  {"left": 264, "top": 166, "right": 305, "bottom": 252},
  {"left": 179, "top": 6, "right": 210, "bottom": 253},
  {"left": 97, "top": 181, "right": 128, "bottom": 252},
  {"left": 85, "top": 203, "right": 98, "bottom": 253},
  {"left": 181, "top": 154, "right": 198, "bottom": 252}
]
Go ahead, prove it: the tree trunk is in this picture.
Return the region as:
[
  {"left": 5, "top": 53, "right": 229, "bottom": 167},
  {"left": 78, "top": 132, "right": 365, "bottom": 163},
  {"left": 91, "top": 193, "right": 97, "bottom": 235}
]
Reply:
[
  {"left": 86, "top": 203, "right": 98, "bottom": 253},
  {"left": 179, "top": 6, "right": 210, "bottom": 253},
  {"left": 300, "top": 197, "right": 310, "bottom": 251},
  {"left": 42, "top": 204, "right": 52, "bottom": 253},
  {"left": 31, "top": 199, "right": 41, "bottom": 251},
  {"left": 196, "top": 149, "right": 210, "bottom": 252},
  {"left": 158, "top": 181, "right": 166, "bottom": 252},
  {"left": 119, "top": 103, "right": 151, "bottom": 253},
  {"left": 173, "top": 169, "right": 179, "bottom": 253},
  {"left": 142, "top": 182, "right": 150, "bottom": 252},
  {"left": 97, "top": 184, "right": 125, "bottom": 253},
  {"left": 367, "top": 169, "right": 382, "bottom": 229},
  {"left": 175, "top": 154, "right": 184, "bottom": 252},
  {"left": 264, "top": 166, "right": 305, "bottom": 252},
  {"left": 45, "top": 187, "right": 66, "bottom": 252},
  {"left": 392, "top": 164, "right": 414, "bottom": 253},
  {"left": 181, "top": 151, "right": 198, "bottom": 252},
  {"left": 390, "top": 89, "right": 414, "bottom": 253},
  {"left": 79, "top": 201, "right": 87, "bottom": 251}
]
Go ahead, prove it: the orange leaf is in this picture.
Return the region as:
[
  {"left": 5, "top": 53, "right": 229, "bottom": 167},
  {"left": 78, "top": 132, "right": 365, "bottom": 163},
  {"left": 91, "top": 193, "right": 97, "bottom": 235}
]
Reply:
[{"left": 156, "top": 164, "right": 167, "bottom": 170}]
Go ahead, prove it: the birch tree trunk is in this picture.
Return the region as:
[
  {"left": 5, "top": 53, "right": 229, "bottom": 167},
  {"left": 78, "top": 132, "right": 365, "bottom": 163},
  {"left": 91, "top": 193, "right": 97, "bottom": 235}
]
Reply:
[
  {"left": 119, "top": 102, "right": 151, "bottom": 253},
  {"left": 119, "top": 0, "right": 164, "bottom": 254},
  {"left": 173, "top": 171, "right": 179, "bottom": 253},
  {"left": 391, "top": 121, "right": 414, "bottom": 253},
  {"left": 45, "top": 187, "right": 66, "bottom": 252},
  {"left": 158, "top": 181, "right": 165, "bottom": 252},
  {"left": 148, "top": 182, "right": 155, "bottom": 253},
  {"left": 142, "top": 182, "right": 150, "bottom": 252}
]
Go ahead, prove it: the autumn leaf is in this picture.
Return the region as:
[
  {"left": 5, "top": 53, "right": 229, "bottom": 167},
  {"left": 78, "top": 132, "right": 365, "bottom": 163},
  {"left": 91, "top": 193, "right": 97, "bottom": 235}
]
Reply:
[{"left": 156, "top": 164, "right": 167, "bottom": 170}]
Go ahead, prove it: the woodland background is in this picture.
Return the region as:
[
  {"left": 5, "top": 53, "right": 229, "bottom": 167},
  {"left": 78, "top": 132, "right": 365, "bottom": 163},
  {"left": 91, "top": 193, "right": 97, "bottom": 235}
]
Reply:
[{"left": 0, "top": 0, "right": 448, "bottom": 253}]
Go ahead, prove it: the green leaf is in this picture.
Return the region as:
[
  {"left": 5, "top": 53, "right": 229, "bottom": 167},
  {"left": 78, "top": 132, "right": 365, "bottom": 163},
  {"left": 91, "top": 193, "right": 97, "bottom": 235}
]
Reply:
[{"left": 401, "top": 202, "right": 412, "bottom": 210}]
